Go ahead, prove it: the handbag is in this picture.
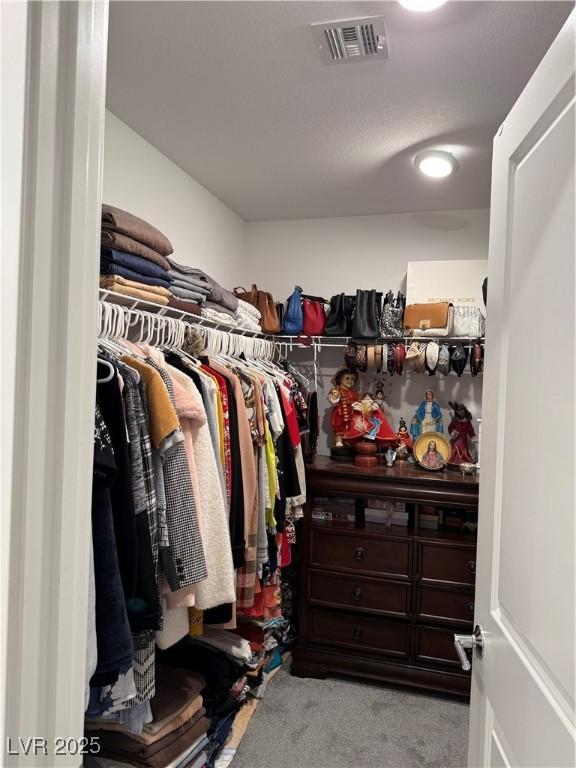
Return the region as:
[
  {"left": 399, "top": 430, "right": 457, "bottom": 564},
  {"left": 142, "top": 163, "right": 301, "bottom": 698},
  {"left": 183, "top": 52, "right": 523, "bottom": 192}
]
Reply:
[
  {"left": 452, "top": 306, "right": 486, "bottom": 337},
  {"left": 275, "top": 302, "right": 285, "bottom": 331},
  {"left": 302, "top": 294, "right": 326, "bottom": 336},
  {"left": 282, "top": 285, "right": 304, "bottom": 335},
  {"left": 325, "top": 294, "right": 355, "bottom": 336},
  {"left": 351, "top": 289, "right": 381, "bottom": 339},
  {"left": 380, "top": 290, "right": 405, "bottom": 337},
  {"left": 404, "top": 302, "right": 454, "bottom": 337},
  {"left": 234, "top": 284, "right": 280, "bottom": 334}
]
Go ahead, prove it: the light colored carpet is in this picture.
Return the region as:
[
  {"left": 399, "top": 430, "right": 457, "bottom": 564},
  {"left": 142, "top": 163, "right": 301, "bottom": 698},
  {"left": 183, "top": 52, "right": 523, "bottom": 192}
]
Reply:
[{"left": 231, "top": 666, "right": 469, "bottom": 768}]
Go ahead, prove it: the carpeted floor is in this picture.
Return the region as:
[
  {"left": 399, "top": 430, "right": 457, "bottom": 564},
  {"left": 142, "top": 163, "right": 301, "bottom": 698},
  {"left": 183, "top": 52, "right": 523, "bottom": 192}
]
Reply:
[{"left": 231, "top": 666, "right": 469, "bottom": 768}]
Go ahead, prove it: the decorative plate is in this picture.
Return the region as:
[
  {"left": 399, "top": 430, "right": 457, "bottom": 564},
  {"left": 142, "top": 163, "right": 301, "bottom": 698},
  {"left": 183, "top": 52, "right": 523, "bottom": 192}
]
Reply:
[{"left": 413, "top": 431, "right": 451, "bottom": 471}]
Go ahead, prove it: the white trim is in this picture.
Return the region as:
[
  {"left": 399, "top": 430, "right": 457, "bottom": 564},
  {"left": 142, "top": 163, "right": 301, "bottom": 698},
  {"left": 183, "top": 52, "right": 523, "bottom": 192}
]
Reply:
[{"left": 3, "top": 2, "right": 108, "bottom": 765}]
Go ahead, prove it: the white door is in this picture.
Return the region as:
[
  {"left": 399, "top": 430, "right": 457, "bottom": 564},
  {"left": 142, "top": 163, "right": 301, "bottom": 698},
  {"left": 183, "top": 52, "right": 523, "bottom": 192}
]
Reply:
[{"left": 466, "top": 11, "right": 575, "bottom": 768}]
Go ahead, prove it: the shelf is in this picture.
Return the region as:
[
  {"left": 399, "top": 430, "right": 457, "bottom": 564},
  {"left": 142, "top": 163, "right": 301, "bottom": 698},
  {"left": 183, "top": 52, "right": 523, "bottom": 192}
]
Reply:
[
  {"left": 415, "top": 528, "right": 477, "bottom": 544},
  {"left": 99, "top": 290, "right": 485, "bottom": 361}
]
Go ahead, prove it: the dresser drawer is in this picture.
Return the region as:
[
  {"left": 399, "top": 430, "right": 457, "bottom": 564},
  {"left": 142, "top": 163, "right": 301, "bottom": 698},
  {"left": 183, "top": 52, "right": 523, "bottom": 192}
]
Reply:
[
  {"left": 309, "top": 608, "right": 410, "bottom": 658},
  {"left": 418, "top": 542, "right": 476, "bottom": 585},
  {"left": 415, "top": 625, "right": 467, "bottom": 669},
  {"left": 417, "top": 585, "right": 475, "bottom": 624},
  {"left": 311, "top": 529, "right": 411, "bottom": 578},
  {"left": 309, "top": 571, "right": 411, "bottom": 617}
]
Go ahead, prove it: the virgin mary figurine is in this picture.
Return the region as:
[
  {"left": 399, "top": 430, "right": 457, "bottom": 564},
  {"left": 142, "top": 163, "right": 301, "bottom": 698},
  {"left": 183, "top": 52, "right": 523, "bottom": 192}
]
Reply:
[{"left": 410, "top": 390, "right": 444, "bottom": 440}]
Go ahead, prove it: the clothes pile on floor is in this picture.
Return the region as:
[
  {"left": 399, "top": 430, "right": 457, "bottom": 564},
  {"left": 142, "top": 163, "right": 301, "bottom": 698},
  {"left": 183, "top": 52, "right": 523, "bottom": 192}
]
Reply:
[
  {"left": 87, "top": 667, "right": 209, "bottom": 768},
  {"left": 156, "top": 619, "right": 293, "bottom": 768},
  {"left": 100, "top": 204, "right": 174, "bottom": 305}
]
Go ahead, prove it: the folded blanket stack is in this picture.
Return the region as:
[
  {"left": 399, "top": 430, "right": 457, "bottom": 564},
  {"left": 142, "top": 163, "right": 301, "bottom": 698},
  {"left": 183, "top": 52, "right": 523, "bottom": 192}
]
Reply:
[
  {"left": 100, "top": 205, "right": 173, "bottom": 305},
  {"left": 235, "top": 299, "right": 262, "bottom": 332},
  {"left": 201, "top": 307, "right": 239, "bottom": 327},
  {"left": 87, "top": 666, "right": 210, "bottom": 768},
  {"left": 168, "top": 260, "right": 245, "bottom": 325}
]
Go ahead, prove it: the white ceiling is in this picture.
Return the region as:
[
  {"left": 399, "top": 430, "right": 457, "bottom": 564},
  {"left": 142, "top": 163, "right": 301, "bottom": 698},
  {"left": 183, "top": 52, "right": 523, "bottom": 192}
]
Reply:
[{"left": 106, "top": 1, "right": 572, "bottom": 221}]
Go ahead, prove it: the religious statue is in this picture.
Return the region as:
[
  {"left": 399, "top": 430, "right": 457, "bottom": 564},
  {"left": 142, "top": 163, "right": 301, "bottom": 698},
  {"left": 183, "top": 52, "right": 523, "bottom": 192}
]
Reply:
[
  {"left": 328, "top": 368, "right": 359, "bottom": 447},
  {"left": 342, "top": 392, "right": 396, "bottom": 443},
  {"left": 410, "top": 390, "right": 443, "bottom": 440},
  {"left": 448, "top": 401, "right": 476, "bottom": 465},
  {"left": 420, "top": 439, "right": 446, "bottom": 470},
  {"left": 395, "top": 417, "right": 413, "bottom": 461}
]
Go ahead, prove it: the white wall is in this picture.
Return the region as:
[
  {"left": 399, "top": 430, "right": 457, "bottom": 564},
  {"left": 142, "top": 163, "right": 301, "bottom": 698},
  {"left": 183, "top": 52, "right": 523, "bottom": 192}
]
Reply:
[
  {"left": 103, "top": 111, "right": 246, "bottom": 287},
  {"left": 245, "top": 209, "right": 489, "bottom": 299},
  {"left": 246, "top": 209, "right": 489, "bottom": 456},
  {"left": 1, "top": 0, "right": 29, "bottom": 749}
]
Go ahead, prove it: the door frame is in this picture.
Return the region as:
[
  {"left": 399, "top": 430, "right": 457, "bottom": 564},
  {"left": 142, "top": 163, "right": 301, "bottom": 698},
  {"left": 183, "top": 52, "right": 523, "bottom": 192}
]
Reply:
[
  {"left": 2, "top": 2, "right": 108, "bottom": 764},
  {"left": 468, "top": 10, "right": 575, "bottom": 767}
]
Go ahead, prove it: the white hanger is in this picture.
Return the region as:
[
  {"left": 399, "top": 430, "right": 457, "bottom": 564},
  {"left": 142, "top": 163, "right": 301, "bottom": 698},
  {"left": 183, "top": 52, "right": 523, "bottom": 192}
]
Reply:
[{"left": 96, "top": 357, "right": 115, "bottom": 384}]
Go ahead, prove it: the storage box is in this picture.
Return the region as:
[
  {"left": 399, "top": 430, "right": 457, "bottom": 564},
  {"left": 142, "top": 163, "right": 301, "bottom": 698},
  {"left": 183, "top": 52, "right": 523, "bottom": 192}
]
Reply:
[{"left": 406, "top": 260, "right": 488, "bottom": 314}]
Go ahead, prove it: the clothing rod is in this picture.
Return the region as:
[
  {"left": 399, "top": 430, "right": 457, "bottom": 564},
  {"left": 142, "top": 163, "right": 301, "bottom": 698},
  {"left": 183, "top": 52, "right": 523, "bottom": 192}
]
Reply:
[{"left": 98, "top": 291, "right": 485, "bottom": 349}]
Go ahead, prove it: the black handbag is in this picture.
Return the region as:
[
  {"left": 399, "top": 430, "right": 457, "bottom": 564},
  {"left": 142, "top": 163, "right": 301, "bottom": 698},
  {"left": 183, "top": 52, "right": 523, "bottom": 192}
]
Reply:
[
  {"left": 324, "top": 293, "right": 355, "bottom": 336},
  {"left": 351, "top": 289, "right": 381, "bottom": 339}
]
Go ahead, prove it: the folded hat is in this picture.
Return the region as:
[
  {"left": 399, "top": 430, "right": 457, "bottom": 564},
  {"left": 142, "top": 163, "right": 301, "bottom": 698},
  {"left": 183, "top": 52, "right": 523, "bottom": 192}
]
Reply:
[
  {"left": 470, "top": 341, "right": 484, "bottom": 376},
  {"left": 416, "top": 344, "right": 427, "bottom": 373},
  {"left": 450, "top": 345, "right": 469, "bottom": 377},
  {"left": 387, "top": 344, "right": 395, "bottom": 375},
  {"left": 394, "top": 343, "right": 406, "bottom": 375},
  {"left": 404, "top": 342, "right": 421, "bottom": 372},
  {"left": 436, "top": 345, "right": 450, "bottom": 375},
  {"left": 425, "top": 341, "right": 440, "bottom": 375}
]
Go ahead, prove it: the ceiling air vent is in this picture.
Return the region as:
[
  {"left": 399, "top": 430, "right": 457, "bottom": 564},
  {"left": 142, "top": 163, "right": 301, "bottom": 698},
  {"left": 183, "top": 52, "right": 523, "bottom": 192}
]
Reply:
[{"left": 311, "top": 16, "right": 389, "bottom": 65}]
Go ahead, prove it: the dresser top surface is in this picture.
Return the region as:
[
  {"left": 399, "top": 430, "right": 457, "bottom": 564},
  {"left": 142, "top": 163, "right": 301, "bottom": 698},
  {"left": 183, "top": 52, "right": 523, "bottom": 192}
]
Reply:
[{"left": 307, "top": 456, "right": 479, "bottom": 490}]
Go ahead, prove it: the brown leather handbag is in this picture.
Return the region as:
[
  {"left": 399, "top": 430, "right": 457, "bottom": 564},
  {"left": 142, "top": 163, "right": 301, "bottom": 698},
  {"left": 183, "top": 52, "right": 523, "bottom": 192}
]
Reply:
[
  {"left": 403, "top": 302, "right": 454, "bottom": 336},
  {"left": 234, "top": 284, "right": 281, "bottom": 334}
]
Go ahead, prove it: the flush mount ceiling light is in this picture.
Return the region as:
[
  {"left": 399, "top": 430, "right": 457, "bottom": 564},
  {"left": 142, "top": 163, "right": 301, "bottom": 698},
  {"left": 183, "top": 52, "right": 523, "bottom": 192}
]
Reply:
[
  {"left": 399, "top": 0, "right": 447, "bottom": 11},
  {"left": 414, "top": 150, "right": 459, "bottom": 178}
]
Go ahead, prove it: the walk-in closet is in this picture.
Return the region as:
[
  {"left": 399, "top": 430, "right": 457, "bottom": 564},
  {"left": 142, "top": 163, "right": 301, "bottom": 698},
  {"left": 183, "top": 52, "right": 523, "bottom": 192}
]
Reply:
[{"left": 3, "top": 2, "right": 575, "bottom": 768}]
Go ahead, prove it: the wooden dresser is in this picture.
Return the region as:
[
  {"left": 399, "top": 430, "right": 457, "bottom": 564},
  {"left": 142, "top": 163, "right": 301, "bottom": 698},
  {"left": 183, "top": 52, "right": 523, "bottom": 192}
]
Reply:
[{"left": 291, "top": 457, "right": 479, "bottom": 698}]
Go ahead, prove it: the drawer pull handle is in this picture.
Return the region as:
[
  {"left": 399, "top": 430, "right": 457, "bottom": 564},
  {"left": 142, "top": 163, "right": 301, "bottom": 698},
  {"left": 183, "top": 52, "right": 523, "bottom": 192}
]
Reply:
[
  {"left": 467, "top": 602, "right": 475, "bottom": 614},
  {"left": 353, "top": 626, "right": 363, "bottom": 640},
  {"left": 353, "top": 547, "right": 365, "bottom": 561},
  {"left": 467, "top": 560, "right": 476, "bottom": 574},
  {"left": 353, "top": 587, "right": 363, "bottom": 601}
]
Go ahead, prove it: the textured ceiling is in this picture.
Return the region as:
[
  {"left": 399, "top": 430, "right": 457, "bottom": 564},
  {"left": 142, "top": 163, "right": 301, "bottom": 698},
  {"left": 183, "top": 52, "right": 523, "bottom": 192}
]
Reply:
[{"left": 106, "top": 1, "right": 572, "bottom": 221}]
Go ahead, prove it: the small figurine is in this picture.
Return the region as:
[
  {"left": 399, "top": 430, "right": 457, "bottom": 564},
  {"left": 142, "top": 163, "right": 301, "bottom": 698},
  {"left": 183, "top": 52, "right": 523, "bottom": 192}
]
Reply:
[
  {"left": 396, "top": 418, "right": 413, "bottom": 449},
  {"left": 410, "top": 389, "right": 444, "bottom": 440},
  {"left": 385, "top": 447, "right": 397, "bottom": 467},
  {"left": 420, "top": 439, "right": 446, "bottom": 470},
  {"left": 342, "top": 392, "right": 396, "bottom": 443},
  {"left": 373, "top": 379, "right": 394, "bottom": 431},
  {"left": 328, "top": 368, "right": 359, "bottom": 448},
  {"left": 448, "top": 401, "right": 476, "bottom": 465},
  {"left": 394, "top": 417, "right": 412, "bottom": 462},
  {"left": 351, "top": 393, "right": 394, "bottom": 442}
]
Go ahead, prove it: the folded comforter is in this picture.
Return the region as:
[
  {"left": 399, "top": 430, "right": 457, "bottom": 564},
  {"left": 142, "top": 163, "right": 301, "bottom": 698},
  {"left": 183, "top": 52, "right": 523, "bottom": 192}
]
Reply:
[
  {"left": 167, "top": 296, "right": 202, "bottom": 315},
  {"left": 100, "top": 281, "right": 170, "bottom": 306},
  {"left": 170, "top": 277, "right": 211, "bottom": 296},
  {"left": 102, "top": 204, "right": 173, "bottom": 256},
  {"left": 101, "top": 249, "right": 172, "bottom": 286},
  {"left": 101, "top": 229, "right": 170, "bottom": 270},
  {"left": 95, "top": 712, "right": 209, "bottom": 768},
  {"left": 100, "top": 275, "right": 171, "bottom": 297},
  {"left": 167, "top": 259, "right": 238, "bottom": 312},
  {"left": 171, "top": 285, "right": 207, "bottom": 303}
]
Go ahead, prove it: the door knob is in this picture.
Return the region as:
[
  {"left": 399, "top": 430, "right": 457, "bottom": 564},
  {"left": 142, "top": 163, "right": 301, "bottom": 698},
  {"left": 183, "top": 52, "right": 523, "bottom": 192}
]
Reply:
[
  {"left": 353, "top": 547, "right": 365, "bottom": 561},
  {"left": 454, "top": 625, "right": 484, "bottom": 671}
]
